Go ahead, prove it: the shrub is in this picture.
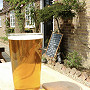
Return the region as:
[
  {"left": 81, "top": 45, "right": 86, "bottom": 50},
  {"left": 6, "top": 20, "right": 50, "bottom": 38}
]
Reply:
[{"left": 64, "top": 51, "right": 82, "bottom": 69}]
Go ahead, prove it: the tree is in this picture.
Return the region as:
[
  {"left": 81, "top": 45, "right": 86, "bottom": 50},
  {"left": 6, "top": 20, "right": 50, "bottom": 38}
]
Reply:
[{"left": 37, "top": 0, "right": 85, "bottom": 33}]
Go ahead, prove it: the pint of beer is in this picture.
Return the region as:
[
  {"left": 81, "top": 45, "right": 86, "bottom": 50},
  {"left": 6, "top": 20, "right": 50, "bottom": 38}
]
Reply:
[{"left": 8, "top": 33, "right": 43, "bottom": 90}]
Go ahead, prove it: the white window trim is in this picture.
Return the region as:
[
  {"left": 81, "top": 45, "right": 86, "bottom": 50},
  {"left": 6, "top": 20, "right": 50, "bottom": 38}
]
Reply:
[
  {"left": 0, "top": 17, "right": 2, "bottom": 27},
  {"left": 10, "top": 10, "right": 15, "bottom": 28},
  {"left": 25, "top": 3, "right": 35, "bottom": 28}
]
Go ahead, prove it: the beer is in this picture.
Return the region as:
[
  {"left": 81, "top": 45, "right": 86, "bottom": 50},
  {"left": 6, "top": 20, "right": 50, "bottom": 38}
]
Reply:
[{"left": 8, "top": 33, "right": 43, "bottom": 90}]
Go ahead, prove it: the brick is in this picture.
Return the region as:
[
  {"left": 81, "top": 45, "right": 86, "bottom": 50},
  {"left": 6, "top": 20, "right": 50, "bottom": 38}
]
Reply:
[
  {"left": 81, "top": 72, "right": 88, "bottom": 80},
  {"left": 62, "top": 66, "right": 66, "bottom": 73},
  {"left": 55, "top": 64, "right": 64, "bottom": 71},
  {"left": 48, "top": 59, "right": 52, "bottom": 64},
  {"left": 86, "top": 76, "right": 90, "bottom": 82},
  {"left": 51, "top": 61, "right": 55, "bottom": 66},
  {"left": 70, "top": 68, "right": 77, "bottom": 75},
  {"left": 65, "top": 68, "right": 71, "bottom": 74},
  {"left": 75, "top": 71, "right": 82, "bottom": 77}
]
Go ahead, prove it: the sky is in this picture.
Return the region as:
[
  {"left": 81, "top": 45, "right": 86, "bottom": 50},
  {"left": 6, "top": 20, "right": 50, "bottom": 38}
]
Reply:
[{"left": 0, "top": 0, "right": 3, "bottom": 10}]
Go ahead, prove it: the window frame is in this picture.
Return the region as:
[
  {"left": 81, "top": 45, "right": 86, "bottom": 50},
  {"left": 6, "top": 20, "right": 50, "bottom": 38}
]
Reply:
[
  {"left": 25, "top": 3, "right": 35, "bottom": 28},
  {"left": 10, "top": 10, "right": 15, "bottom": 28}
]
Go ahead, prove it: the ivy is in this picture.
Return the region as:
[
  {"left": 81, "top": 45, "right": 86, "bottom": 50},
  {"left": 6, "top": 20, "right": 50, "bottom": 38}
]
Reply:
[
  {"left": 5, "top": 0, "right": 85, "bottom": 33},
  {"left": 5, "top": 0, "right": 35, "bottom": 33}
]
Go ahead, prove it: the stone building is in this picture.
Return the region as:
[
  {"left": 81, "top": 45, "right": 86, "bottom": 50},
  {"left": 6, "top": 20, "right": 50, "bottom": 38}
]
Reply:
[
  {"left": 54, "top": 0, "right": 90, "bottom": 69},
  {"left": 0, "top": 0, "right": 90, "bottom": 68}
]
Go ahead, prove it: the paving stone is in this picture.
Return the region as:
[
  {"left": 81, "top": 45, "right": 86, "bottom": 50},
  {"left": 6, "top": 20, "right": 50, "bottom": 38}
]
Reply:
[
  {"left": 51, "top": 61, "right": 55, "bottom": 66},
  {"left": 86, "top": 76, "right": 90, "bottom": 82},
  {"left": 55, "top": 62, "right": 60, "bottom": 66},
  {"left": 62, "top": 66, "right": 66, "bottom": 73},
  {"left": 48, "top": 59, "right": 52, "bottom": 64},
  {"left": 70, "top": 68, "right": 77, "bottom": 75},
  {"left": 66, "top": 68, "right": 71, "bottom": 74},
  {"left": 76, "top": 71, "right": 82, "bottom": 77},
  {"left": 81, "top": 72, "right": 88, "bottom": 80}
]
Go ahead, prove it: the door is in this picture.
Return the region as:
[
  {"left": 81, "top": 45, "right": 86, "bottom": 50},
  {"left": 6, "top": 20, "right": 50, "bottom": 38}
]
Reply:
[{"left": 44, "top": 0, "right": 53, "bottom": 47}]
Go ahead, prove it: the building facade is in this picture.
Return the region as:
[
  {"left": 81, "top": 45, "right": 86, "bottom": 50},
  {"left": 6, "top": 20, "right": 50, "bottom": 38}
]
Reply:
[{"left": 0, "top": 0, "right": 90, "bottom": 68}]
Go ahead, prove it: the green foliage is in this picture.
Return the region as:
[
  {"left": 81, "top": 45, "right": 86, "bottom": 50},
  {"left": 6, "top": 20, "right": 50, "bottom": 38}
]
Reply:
[
  {"left": 5, "top": 27, "right": 15, "bottom": 36},
  {"left": 15, "top": 9, "right": 25, "bottom": 32},
  {"left": 64, "top": 51, "right": 82, "bottom": 69},
  {"left": 5, "top": 0, "right": 35, "bottom": 33},
  {"left": 0, "top": 37, "right": 8, "bottom": 41},
  {"left": 37, "top": 0, "right": 85, "bottom": 32},
  {"left": 5, "top": 0, "right": 85, "bottom": 33},
  {"left": 5, "top": 19, "right": 10, "bottom": 27},
  {"left": 25, "top": 28, "right": 33, "bottom": 33},
  {"left": 45, "top": 38, "right": 49, "bottom": 45},
  {"left": 42, "top": 56, "right": 47, "bottom": 63},
  {"left": 38, "top": 0, "right": 85, "bottom": 21}
]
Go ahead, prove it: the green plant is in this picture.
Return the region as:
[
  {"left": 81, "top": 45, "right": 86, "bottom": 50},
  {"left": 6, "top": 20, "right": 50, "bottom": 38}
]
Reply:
[
  {"left": 42, "top": 56, "right": 47, "bottom": 63},
  {"left": 0, "top": 37, "right": 8, "bottom": 41},
  {"left": 45, "top": 38, "right": 49, "bottom": 45},
  {"left": 5, "top": 18, "right": 10, "bottom": 27},
  {"left": 37, "top": 0, "right": 85, "bottom": 33},
  {"left": 5, "top": 27, "right": 15, "bottom": 35},
  {"left": 65, "top": 51, "right": 82, "bottom": 69},
  {"left": 5, "top": 0, "right": 35, "bottom": 33},
  {"left": 25, "top": 28, "right": 33, "bottom": 33}
]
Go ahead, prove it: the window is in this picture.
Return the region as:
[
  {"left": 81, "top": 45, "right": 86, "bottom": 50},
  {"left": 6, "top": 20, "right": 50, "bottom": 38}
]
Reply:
[
  {"left": 10, "top": 10, "right": 15, "bottom": 27},
  {"left": 0, "top": 17, "right": 1, "bottom": 27},
  {"left": 25, "top": 3, "right": 35, "bottom": 28}
]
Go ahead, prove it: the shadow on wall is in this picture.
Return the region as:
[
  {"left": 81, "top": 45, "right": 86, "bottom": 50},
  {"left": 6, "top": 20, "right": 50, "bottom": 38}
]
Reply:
[
  {"left": 72, "top": 11, "right": 90, "bottom": 69},
  {"left": 60, "top": 10, "right": 90, "bottom": 69}
]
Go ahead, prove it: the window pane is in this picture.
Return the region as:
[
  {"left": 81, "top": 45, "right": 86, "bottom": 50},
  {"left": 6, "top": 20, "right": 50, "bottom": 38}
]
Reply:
[
  {"left": 13, "top": 23, "right": 14, "bottom": 26},
  {"left": 27, "top": 21, "right": 29, "bottom": 25},
  {"left": 10, "top": 10, "right": 15, "bottom": 27},
  {"left": 25, "top": 3, "right": 35, "bottom": 27}
]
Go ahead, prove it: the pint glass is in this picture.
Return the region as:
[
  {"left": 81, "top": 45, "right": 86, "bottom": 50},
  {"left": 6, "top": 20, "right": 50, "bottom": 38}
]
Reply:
[{"left": 8, "top": 33, "right": 43, "bottom": 90}]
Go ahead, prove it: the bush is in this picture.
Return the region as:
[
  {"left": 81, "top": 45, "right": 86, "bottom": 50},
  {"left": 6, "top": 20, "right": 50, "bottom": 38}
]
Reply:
[
  {"left": 25, "top": 28, "right": 33, "bottom": 33},
  {"left": 64, "top": 51, "right": 82, "bottom": 69}
]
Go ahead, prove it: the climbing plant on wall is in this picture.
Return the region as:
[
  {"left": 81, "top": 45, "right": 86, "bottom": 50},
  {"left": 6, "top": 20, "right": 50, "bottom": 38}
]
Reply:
[
  {"left": 5, "top": 0, "right": 35, "bottom": 33},
  {"left": 37, "top": 0, "right": 85, "bottom": 33}
]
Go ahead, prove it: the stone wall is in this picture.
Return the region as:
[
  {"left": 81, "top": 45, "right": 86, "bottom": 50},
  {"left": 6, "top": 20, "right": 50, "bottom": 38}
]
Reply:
[
  {"left": 0, "top": 14, "right": 6, "bottom": 37},
  {"left": 54, "top": 0, "right": 90, "bottom": 69}
]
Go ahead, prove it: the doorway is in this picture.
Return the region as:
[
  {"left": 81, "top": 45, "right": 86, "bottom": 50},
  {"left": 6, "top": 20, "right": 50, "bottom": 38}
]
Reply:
[{"left": 44, "top": 0, "right": 53, "bottom": 47}]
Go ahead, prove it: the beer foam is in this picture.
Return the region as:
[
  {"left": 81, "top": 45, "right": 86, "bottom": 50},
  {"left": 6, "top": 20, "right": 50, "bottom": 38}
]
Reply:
[{"left": 8, "top": 33, "right": 43, "bottom": 40}]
